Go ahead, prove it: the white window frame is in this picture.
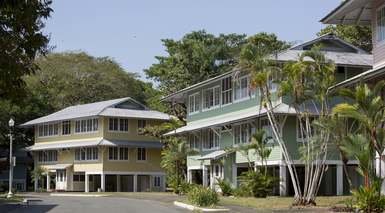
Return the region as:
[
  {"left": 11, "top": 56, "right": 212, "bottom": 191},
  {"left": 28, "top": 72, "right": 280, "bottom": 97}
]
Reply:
[
  {"left": 137, "top": 147, "right": 147, "bottom": 162},
  {"left": 188, "top": 92, "right": 201, "bottom": 115},
  {"left": 37, "top": 150, "right": 58, "bottom": 163},
  {"left": 233, "top": 122, "right": 254, "bottom": 146},
  {"left": 75, "top": 147, "right": 98, "bottom": 162},
  {"left": 137, "top": 119, "right": 147, "bottom": 134},
  {"left": 153, "top": 176, "right": 161, "bottom": 187},
  {"left": 62, "top": 120, "right": 71, "bottom": 136},
  {"left": 37, "top": 122, "right": 59, "bottom": 138},
  {"left": 221, "top": 76, "right": 233, "bottom": 106},
  {"left": 202, "top": 129, "right": 220, "bottom": 151},
  {"left": 202, "top": 86, "right": 221, "bottom": 111},
  {"left": 260, "top": 117, "right": 275, "bottom": 144},
  {"left": 107, "top": 147, "right": 129, "bottom": 161},
  {"left": 234, "top": 75, "right": 250, "bottom": 102},
  {"left": 188, "top": 133, "right": 201, "bottom": 151},
  {"left": 377, "top": 4, "right": 385, "bottom": 44},
  {"left": 108, "top": 118, "right": 129, "bottom": 132},
  {"left": 74, "top": 117, "right": 99, "bottom": 134}
]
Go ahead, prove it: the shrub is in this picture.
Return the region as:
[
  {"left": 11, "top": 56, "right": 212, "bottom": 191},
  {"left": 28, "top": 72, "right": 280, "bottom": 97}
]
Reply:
[
  {"left": 238, "top": 170, "right": 276, "bottom": 198},
  {"left": 187, "top": 185, "right": 219, "bottom": 207},
  {"left": 216, "top": 178, "right": 233, "bottom": 196},
  {"left": 233, "top": 185, "right": 253, "bottom": 197},
  {"left": 352, "top": 181, "right": 385, "bottom": 213}
]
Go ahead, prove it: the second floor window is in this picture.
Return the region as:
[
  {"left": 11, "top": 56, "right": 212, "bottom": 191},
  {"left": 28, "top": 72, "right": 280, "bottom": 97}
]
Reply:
[
  {"left": 62, "top": 120, "right": 71, "bottom": 135},
  {"left": 38, "top": 123, "right": 59, "bottom": 137},
  {"left": 108, "top": 147, "right": 129, "bottom": 160},
  {"left": 75, "top": 147, "right": 98, "bottom": 161},
  {"left": 137, "top": 147, "right": 146, "bottom": 161},
  {"left": 189, "top": 133, "right": 201, "bottom": 150},
  {"left": 203, "top": 86, "right": 220, "bottom": 110},
  {"left": 109, "top": 118, "right": 129, "bottom": 132},
  {"left": 137, "top": 120, "right": 147, "bottom": 134},
  {"left": 75, "top": 118, "right": 98, "bottom": 133},
  {"left": 189, "top": 93, "right": 200, "bottom": 114},
  {"left": 202, "top": 129, "right": 219, "bottom": 150},
  {"left": 234, "top": 76, "right": 249, "bottom": 101},
  {"left": 222, "top": 76, "right": 232, "bottom": 105},
  {"left": 37, "top": 150, "right": 57, "bottom": 162},
  {"left": 377, "top": 6, "right": 385, "bottom": 42},
  {"left": 234, "top": 123, "right": 254, "bottom": 145}
]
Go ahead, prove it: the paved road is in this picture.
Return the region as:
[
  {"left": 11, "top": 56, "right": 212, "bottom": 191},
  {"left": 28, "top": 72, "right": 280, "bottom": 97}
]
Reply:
[{"left": 0, "top": 194, "right": 187, "bottom": 213}]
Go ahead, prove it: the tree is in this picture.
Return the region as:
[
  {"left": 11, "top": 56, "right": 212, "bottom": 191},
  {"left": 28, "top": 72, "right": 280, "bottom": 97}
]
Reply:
[
  {"left": 0, "top": 0, "right": 53, "bottom": 101},
  {"left": 318, "top": 25, "right": 372, "bottom": 52},
  {"left": 145, "top": 30, "right": 247, "bottom": 95},
  {"left": 26, "top": 52, "right": 156, "bottom": 111}
]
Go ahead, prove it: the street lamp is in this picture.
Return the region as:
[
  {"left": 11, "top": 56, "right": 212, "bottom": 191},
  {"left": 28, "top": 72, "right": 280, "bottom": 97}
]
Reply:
[{"left": 7, "top": 118, "right": 14, "bottom": 198}]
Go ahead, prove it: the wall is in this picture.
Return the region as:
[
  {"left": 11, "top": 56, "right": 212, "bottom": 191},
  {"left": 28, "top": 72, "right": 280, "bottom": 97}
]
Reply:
[{"left": 372, "top": 0, "right": 385, "bottom": 68}]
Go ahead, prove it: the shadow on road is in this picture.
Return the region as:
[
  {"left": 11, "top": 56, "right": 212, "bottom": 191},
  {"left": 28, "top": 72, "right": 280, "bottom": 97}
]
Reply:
[{"left": 0, "top": 203, "right": 57, "bottom": 213}]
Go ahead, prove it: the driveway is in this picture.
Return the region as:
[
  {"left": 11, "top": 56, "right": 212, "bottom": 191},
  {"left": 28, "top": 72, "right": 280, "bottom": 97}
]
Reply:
[{"left": 0, "top": 194, "right": 187, "bottom": 213}]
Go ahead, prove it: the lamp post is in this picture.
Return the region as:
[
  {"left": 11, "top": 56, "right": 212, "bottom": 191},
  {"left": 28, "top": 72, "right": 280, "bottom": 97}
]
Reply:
[{"left": 7, "top": 118, "right": 14, "bottom": 198}]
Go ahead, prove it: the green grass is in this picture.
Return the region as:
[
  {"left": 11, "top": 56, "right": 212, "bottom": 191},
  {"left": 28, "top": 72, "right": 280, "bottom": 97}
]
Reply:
[
  {"left": 219, "top": 196, "right": 351, "bottom": 210},
  {"left": 0, "top": 194, "right": 24, "bottom": 204}
]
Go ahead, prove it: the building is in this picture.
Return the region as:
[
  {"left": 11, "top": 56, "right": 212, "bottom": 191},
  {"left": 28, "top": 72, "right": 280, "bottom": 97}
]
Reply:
[
  {"left": 163, "top": 35, "right": 372, "bottom": 196},
  {"left": 322, "top": 0, "right": 385, "bottom": 192},
  {"left": 0, "top": 149, "right": 31, "bottom": 192},
  {"left": 22, "top": 97, "right": 171, "bottom": 192}
]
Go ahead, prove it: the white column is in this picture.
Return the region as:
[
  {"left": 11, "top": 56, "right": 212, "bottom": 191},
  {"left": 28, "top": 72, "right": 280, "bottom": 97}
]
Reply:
[
  {"left": 101, "top": 173, "right": 105, "bottom": 192},
  {"left": 85, "top": 174, "right": 89, "bottom": 192},
  {"left": 34, "top": 178, "right": 38, "bottom": 192},
  {"left": 210, "top": 165, "right": 214, "bottom": 190},
  {"left": 46, "top": 173, "right": 50, "bottom": 192},
  {"left": 232, "top": 163, "right": 237, "bottom": 188},
  {"left": 117, "top": 175, "right": 121, "bottom": 192},
  {"left": 279, "top": 165, "right": 287, "bottom": 196},
  {"left": 202, "top": 167, "right": 208, "bottom": 187},
  {"left": 187, "top": 169, "right": 192, "bottom": 183},
  {"left": 336, "top": 164, "right": 344, "bottom": 196},
  {"left": 133, "top": 175, "right": 138, "bottom": 192}
]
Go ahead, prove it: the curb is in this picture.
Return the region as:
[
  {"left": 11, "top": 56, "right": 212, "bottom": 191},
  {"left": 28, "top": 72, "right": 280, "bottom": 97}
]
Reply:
[
  {"left": 173, "top": 201, "right": 229, "bottom": 212},
  {"left": 50, "top": 193, "right": 107, "bottom": 197}
]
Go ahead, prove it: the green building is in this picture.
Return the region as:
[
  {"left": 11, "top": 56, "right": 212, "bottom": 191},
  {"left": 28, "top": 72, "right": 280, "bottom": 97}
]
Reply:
[{"left": 164, "top": 34, "right": 371, "bottom": 196}]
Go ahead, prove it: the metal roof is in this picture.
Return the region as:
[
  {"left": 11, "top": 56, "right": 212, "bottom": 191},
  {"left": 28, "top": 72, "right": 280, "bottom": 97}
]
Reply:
[
  {"left": 21, "top": 97, "right": 171, "bottom": 126},
  {"left": 275, "top": 50, "right": 372, "bottom": 67},
  {"left": 99, "top": 108, "right": 171, "bottom": 121},
  {"left": 99, "top": 139, "right": 163, "bottom": 148},
  {"left": 43, "top": 164, "right": 73, "bottom": 171},
  {"left": 164, "top": 103, "right": 296, "bottom": 136},
  {"left": 197, "top": 150, "right": 228, "bottom": 160},
  {"left": 321, "top": 0, "right": 372, "bottom": 25},
  {"left": 26, "top": 138, "right": 103, "bottom": 151}
]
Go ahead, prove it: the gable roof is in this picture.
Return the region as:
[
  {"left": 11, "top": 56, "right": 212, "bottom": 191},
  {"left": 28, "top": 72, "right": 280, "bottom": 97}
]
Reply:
[
  {"left": 21, "top": 97, "right": 171, "bottom": 126},
  {"left": 321, "top": 0, "right": 372, "bottom": 25}
]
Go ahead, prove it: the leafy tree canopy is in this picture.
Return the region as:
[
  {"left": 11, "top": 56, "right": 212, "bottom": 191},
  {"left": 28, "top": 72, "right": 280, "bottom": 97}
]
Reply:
[
  {"left": 0, "top": 0, "right": 53, "bottom": 101},
  {"left": 318, "top": 25, "right": 372, "bottom": 52},
  {"left": 145, "top": 30, "right": 247, "bottom": 94}
]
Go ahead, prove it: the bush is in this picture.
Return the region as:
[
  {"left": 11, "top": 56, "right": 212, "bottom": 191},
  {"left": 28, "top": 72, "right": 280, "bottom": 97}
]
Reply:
[
  {"left": 352, "top": 181, "right": 385, "bottom": 213},
  {"left": 187, "top": 185, "right": 219, "bottom": 207},
  {"left": 238, "top": 170, "right": 276, "bottom": 198},
  {"left": 216, "top": 178, "right": 233, "bottom": 196},
  {"left": 233, "top": 185, "right": 253, "bottom": 197}
]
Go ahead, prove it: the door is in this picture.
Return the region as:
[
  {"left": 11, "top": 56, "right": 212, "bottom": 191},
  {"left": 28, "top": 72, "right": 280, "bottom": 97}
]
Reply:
[{"left": 56, "top": 170, "right": 67, "bottom": 191}]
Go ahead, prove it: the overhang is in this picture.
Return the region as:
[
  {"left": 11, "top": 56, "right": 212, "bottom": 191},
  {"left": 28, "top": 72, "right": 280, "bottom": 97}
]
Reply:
[
  {"left": 321, "top": 0, "right": 372, "bottom": 25},
  {"left": 197, "top": 150, "right": 229, "bottom": 160},
  {"left": 26, "top": 138, "right": 103, "bottom": 151},
  {"left": 42, "top": 164, "right": 73, "bottom": 172},
  {"left": 99, "top": 139, "right": 163, "bottom": 149}
]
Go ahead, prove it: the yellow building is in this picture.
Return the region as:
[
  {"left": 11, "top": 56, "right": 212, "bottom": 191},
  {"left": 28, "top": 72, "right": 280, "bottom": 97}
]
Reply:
[{"left": 22, "top": 97, "right": 171, "bottom": 192}]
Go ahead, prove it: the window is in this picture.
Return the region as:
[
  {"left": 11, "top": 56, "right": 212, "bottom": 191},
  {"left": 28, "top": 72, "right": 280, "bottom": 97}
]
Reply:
[
  {"left": 234, "top": 76, "right": 249, "bottom": 101},
  {"left": 109, "top": 118, "right": 119, "bottom": 131},
  {"left": 137, "top": 120, "right": 147, "bottom": 134},
  {"left": 38, "top": 123, "right": 59, "bottom": 137},
  {"left": 62, "top": 121, "right": 71, "bottom": 135},
  {"left": 37, "top": 150, "right": 57, "bottom": 162},
  {"left": 75, "top": 147, "right": 98, "bottom": 161},
  {"left": 214, "top": 165, "right": 221, "bottom": 177},
  {"left": 202, "top": 129, "right": 220, "bottom": 150},
  {"left": 108, "top": 118, "right": 129, "bottom": 132},
  {"left": 137, "top": 147, "right": 146, "bottom": 161},
  {"left": 119, "top": 119, "right": 128, "bottom": 131},
  {"left": 73, "top": 174, "right": 85, "bottom": 182},
  {"left": 119, "top": 147, "right": 129, "bottom": 160},
  {"left": 233, "top": 123, "right": 254, "bottom": 145},
  {"left": 154, "top": 176, "right": 161, "bottom": 187},
  {"left": 222, "top": 76, "right": 232, "bottom": 105},
  {"left": 260, "top": 118, "right": 275, "bottom": 143},
  {"left": 188, "top": 133, "right": 201, "bottom": 150},
  {"left": 108, "top": 147, "right": 128, "bottom": 160},
  {"left": 189, "top": 93, "right": 201, "bottom": 114},
  {"left": 203, "top": 86, "right": 220, "bottom": 110},
  {"left": 377, "top": 5, "right": 385, "bottom": 42},
  {"left": 268, "top": 72, "right": 278, "bottom": 93},
  {"left": 75, "top": 118, "right": 98, "bottom": 133},
  {"left": 297, "top": 117, "right": 316, "bottom": 142}
]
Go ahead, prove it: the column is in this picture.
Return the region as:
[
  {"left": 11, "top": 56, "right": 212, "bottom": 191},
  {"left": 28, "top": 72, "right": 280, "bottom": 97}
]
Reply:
[
  {"left": 336, "top": 164, "right": 344, "bottom": 196},
  {"left": 232, "top": 163, "right": 237, "bottom": 188},
  {"left": 46, "top": 173, "right": 50, "bottom": 192},
  {"left": 101, "top": 173, "right": 105, "bottom": 192},
  {"left": 279, "top": 165, "right": 287, "bottom": 196},
  {"left": 34, "top": 177, "right": 38, "bottom": 192},
  {"left": 187, "top": 169, "right": 192, "bottom": 184},
  {"left": 85, "top": 174, "right": 89, "bottom": 193},
  {"left": 133, "top": 174, "right": 138, "bottom": 192},
  {"left": 116, "top": 175, "right": 121, "bottom": 192},
  {"left": 202, "top": 166, "right": 208, "bottom": 187}
]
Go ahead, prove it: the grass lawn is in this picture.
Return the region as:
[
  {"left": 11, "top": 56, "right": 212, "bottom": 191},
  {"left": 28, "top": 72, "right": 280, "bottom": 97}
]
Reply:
[
  {"left": 219, "top": 196, "right": 351, "bottom": 210},
  {"left": 0, "top": 193, "right": 24, "bottom": 204}
]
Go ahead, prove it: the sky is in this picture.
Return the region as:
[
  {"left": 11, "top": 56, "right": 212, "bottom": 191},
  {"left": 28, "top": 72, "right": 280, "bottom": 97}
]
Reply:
[{"left": 43, "top": 0, "right": 341, "bottom": 81}]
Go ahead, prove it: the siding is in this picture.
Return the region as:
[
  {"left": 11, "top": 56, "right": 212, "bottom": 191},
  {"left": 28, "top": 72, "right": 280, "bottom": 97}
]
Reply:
[{"left": 372, "top": 0, "right": 385, "bottom": 68}]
